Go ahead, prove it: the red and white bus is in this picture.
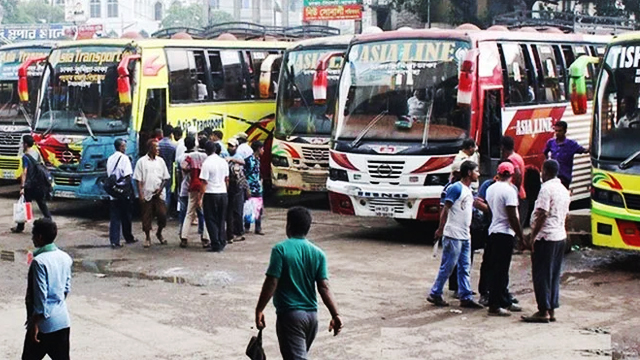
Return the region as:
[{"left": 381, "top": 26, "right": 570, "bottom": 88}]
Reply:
[{"left": 324, "top": 25, "right": 608, "bottom": 220}]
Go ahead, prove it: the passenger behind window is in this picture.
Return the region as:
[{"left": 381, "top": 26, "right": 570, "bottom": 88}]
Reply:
[
  {"left": 407, "top": 89, "right": 427, "bottom": 119},
  {"left": 618, "top": 96, "right": 640, "bottom": 129},
  {"left": 196, "top": 80, "right": 208, "bottom": 101}
]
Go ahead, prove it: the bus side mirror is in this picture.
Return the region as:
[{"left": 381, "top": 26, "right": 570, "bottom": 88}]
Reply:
[
  {"left": 117, "top": 54, "right": 141, "bottom": 105},
  {"left": 259, "top": 54, "right": 281, "bottom": 99},
  {"left": 457, "top": 49, "right": 479, "bottom": 107},
  {"left": 18, "top": 56, "right": 47, "bottom": 103},
  {"left": 313, "top": 51, "right": 343, "bottom": 105},
  {"left": 568, "top": 55, "right": 599, "bottom": 115}
]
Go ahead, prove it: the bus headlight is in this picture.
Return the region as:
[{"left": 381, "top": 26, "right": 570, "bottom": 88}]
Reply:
[
  {"left": 592, "top": 187, "right": 624, "bottom": 207},
  {"left": 329, "top": 168, "right": 348, "bottom": 182},
  {"left": 424, "top": 173, "right": 449, "bottom": 186},
  {"left": 271, "top": 155, "right": 289, "bottom": 168}
]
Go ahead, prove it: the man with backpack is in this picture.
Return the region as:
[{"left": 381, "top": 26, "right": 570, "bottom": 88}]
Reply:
[
  {"left": 12, "top": 135, "right": 51, "bottom": 234},
  {"left": 179, "top": 136, "right": 209, "bottom": 248},
  {"left": 106, "top": 139, "right": 137, "bottom": 248}
]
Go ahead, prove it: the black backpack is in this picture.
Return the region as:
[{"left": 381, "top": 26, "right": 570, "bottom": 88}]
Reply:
[
  {"left": 24, "top": 154, "right": 52, "bottom": 198},
  {"left": 103, "top": 155, "right": 132, "bottom": 199}
]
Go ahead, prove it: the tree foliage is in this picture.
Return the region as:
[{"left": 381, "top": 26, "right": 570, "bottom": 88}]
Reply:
[
  {"left": 1, "top": 0, "right": 64, "bottom": 24},
  {"left": 160, "top": 2, "right": 234, "bottom": 29}
]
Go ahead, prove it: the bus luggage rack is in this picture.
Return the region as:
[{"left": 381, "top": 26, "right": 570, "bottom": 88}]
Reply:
[
  {"left": 203, "top": 22, "right": 339, "bottom": 40},
  {"left": 151, "top": 27, "right": 205, "bottom": 39},
  {"left": 494, "top": 10, "right": 636, "bottom": 34}
]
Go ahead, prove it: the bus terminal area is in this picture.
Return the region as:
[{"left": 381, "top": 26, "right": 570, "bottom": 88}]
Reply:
[{"left": 0, "top": 187, "right": 639, "bottom": 359}]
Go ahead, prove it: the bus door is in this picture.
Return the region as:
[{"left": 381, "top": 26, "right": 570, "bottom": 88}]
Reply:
[{"left": 139, "top": 88, "right": 167, "bottom": 156}]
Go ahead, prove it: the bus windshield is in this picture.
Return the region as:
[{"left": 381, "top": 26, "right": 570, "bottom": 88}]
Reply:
[
  {"left": 276, "top": 48, "right": 343, "bottom": 137},
  {"left": 35, "top": 45, "right": 134, "bottom": 134},
  {"left": 334, "top": 39, "right": 471, "bottom": 149},
  {"left": 595, "top": 44, "right": 640, "bottom": 162}
]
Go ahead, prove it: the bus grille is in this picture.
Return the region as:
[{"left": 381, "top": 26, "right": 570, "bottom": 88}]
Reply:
[
  {"left": 368, "top": 198, "right": 405, "bottom": 214},
  {"left": 53, "top": 175, "right": 81, "bottom": 186},
  {"left": 0, "top": 133, "right": 22, "bottom": 156},
  {"left": 624, "top": 193, "right": 640, "bottom": 211},
  {"left": 301, "top": 172, "right": 328, "bottom": 186},
  {"left": 0, "top": 158, "right": 20, "bottom": 170},
  {"left": 301, "top": 147, "right": 329, "bottom": 163},
  {"left": 367, "top": 160, "right": 404, "bottom": 179},
  {"left": 43, "top": 145, "right": 81, "bottom": 166}
]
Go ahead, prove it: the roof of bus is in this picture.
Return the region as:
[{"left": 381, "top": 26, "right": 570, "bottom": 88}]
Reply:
[
  {"left": 0, "top": 40, "right": 58, "bottom": 51},
  {"left": 287, "top": 35, "right": 354, "bottom": 51},
  {"left": 351, "top": 28, "right": 611, "bottom": 45},
  {"left": 53, "top": 38, "right": 290, "bottom": 50},
  {"left": 611, "top": 31, "right": 640, "bottom": 44}
]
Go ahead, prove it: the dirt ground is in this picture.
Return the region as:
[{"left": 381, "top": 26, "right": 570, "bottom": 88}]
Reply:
[{"left": 0, "top": 185, "right": 639, "bottom": 360}]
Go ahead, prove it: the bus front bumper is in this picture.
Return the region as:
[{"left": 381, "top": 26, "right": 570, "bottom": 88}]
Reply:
[
  {"left": 271, "top": 166, "right": 328, "bottom": 193},
  {"left": 0, "top": 155, "right": 22, "bottom": 180},
  {"left": 591, "top": 201, "right": 640, "bottom": 250},
  {"left": 51, "top": 171, "right": 109, "bottom": 200}
]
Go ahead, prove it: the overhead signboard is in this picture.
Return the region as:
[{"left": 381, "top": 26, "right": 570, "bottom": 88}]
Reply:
[
  {"left": 303, "top": 0, "right": 362, "bottom": 21},
  {"left": 0, "top": 24, "right": 103, "bottom": 42}
]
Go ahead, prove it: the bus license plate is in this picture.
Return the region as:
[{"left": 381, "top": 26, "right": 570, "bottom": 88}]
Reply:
[
  {"left": 374, "top": 206, "right": 394, "bottom": 217},
  {"left": 2, "top": 170, "right": 14, "bottom": 179},
  {"left": 55, "top": 191, "right": 77, "bottom": 199}
]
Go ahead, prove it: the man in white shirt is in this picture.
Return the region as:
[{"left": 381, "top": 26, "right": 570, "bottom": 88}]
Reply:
[
  {"left": 522, "top": 160, "right": 570, "bottom": 324},
  {"left": 199, "top": 141, "right": 229, "bottom": 252},
  {"left": 485, "top": 161, "right": 524, "bottom": 317},
  {"left": 427, "top": 160, "right": 483, "bottom": 309},
  {"left": 133, "top": 139, "right": 170, "bottom": 248},
  {"left": 453, "top": 138, "right": 479, "bottom": 166},
  {"left": 236, "top": 132, "right": 254, "bottom": 160},
  {"left": 106, "top": 139, "right": 137, "bottom": 248}
]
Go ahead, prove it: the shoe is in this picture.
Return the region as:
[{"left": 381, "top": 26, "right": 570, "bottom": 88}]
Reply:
[
  {"left": 227, "top": 238, "right": 234, "bottom": 244},
  {"left": 201, "top": 240, "right": 210, "bottom": 248},
  {"left": 143, "top": 239, "right": 151, "bottom": 248},
  {"left": 427, "top": 295, "right": 449, "bottom": 307},
  {"left": 488, "top": 308, "right": 511, "bottom": 317},
  {"left": 460, "top": 300, "right": 484, "bottom": 309},
  {"left": 479, "top": 295, "right": 489, "bottom": 307},
  {"left": 179, "top": 239, "right": 188, "bottom": 248},
  {"left": 11, "top": 226, "right": 24, "bottom": 233},
  {"left": 509, "top": 293, "right": 519, "bottom": 304},
  {"left": 255, "top": 231, "right": 265, "bottom": 236},
  {"left": 156, "top": 232, "right": 167, "bottom": 245},
  {"left": 125, "top": 238, "right": 139, "bottom": 244},
  {"left": 234, "top": 235, "right": 245, "bottom": 242},
  {"left": 549, "top": 310, "right": 556, "bottom": 322},
  {"left": 508, "top": 304, "right": 522, "bottom": 312},
  {"left": 521, "top": 312, "right": 550, "bottom": 323},
  {"left": 111, "top": 243, "right": 123, "bottom": 249}
]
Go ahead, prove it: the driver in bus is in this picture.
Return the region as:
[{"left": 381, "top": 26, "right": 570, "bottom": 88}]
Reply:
[
  {"left": 407, "top": 89, "right": 427, "bottom": 120},
  {"left": 617, "top": 96, "right": 640, "bottom": 129}
]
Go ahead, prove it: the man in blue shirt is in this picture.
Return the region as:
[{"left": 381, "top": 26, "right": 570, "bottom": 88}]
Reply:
[
  {"left": 158, "top": 125, "right": 177, "bottom": 208},
  {"left": 543, "top": 121, "right": 588, "bottom": 189},
  {"left": 244, "top": 141, "right": 265, "bottom": 235},
  {"left": 23, "top": 218, "right": 72, "bottom": 360},
  {"left": 255, "top": 207, "right": 342, "bottom": 360}
]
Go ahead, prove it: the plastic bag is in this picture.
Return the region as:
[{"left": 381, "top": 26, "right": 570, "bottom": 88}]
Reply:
[
  {"left": 13, "top": 196, "right": 33, "bottom": 223},
  {"left": 243, "top": 197, "right": 263, "bottom": 225}
]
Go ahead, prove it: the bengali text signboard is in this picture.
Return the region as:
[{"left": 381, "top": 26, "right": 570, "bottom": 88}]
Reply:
[{"left": 304, "top": 0, "right": 362, "bottom": 21}]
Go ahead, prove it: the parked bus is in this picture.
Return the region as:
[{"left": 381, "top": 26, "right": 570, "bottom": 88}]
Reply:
[
  {"left": 570, "top": 32, "right": 640, "bottom": 251},
  {"left": 0, "top": 42, "right": 53, "bottom": 180},
  {"left": 20, "top": 38, "right": 286, "bottom": 199},
  {"left": 323, "top": 26, "right": 608, "bottom": 220},
  {"left": 271, "top": 35, "right": 351, "bottom": 195}
]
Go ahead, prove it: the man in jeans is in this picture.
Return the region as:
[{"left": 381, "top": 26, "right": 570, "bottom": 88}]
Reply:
[
  {"left": 106, "top": 139, "right": 137, "bottom": 248},
  {"left": 427, "top": 160, "right": 483, "bottom": 309},
  {"left": 22, "top": 218, "right": 73, "bottom": 360},
  {"left": 244, "top": 141, "right": 265, "bottom": 235},
  {"left": 522, "top": 160, "right": 571, "bottom": 323},
  {"left": 485, "top": 161, "right": 524, "bottom": 317},
  {"left": 255, "top": 207, "right": 342, "bottom": 359},
  {"left": 199, "top": 141, "right": 229, "bottom": 252},
  {"left": 12, "top": 135, "right": 51, "bottom": 233}
]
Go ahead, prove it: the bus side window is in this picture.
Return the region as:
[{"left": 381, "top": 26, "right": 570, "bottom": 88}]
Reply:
[
  {"left": 193, "top": 50, "right": 209, "bottom": 101},
  {"left": 552, "top": 45, "right": 567, "bottom": 101},
  {"left": 533, "top": 44, "right": 564, "bottom": 103},
  {"left": 499, "top": 42, "right": 533, "bottom": 105},
  {"left": 208, "top": 50, "right": 244, "bottom": 101},
  {"left": 166, "top": 49, "right": 196, "bottom": 103}
]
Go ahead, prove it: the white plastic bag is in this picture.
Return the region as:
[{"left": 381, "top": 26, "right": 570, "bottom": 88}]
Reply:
[
  {"left": 13, "top": 196, "right": 33, "bottom": 223},
  {"left": 243, "top": 197, "right": 263, "bottom": 225}
]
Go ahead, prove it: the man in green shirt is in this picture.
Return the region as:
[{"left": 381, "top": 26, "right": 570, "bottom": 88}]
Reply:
[{"left": 255, "top": 207, "right": 343, "bottom": 359}]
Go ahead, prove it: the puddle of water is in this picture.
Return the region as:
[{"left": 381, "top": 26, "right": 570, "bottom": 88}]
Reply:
[{"left": 73, "top": 259, "right": 197, "bottom": 286}]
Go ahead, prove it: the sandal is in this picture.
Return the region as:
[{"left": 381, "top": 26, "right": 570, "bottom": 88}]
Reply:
[
  {"left": 521, "top": 312, "right": 550, "bottom": 323},
  {"left": 156, "top": 231, "right": 167, "bottom": 245},
  {"left": 179, "top": 239, "right": 188, "bottom": 248},
  {"left": 201, "top": 239, "right": 211, "bottom": 248}
]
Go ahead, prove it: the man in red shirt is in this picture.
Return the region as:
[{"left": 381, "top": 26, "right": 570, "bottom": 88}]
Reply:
[{"left": 501, "top": 136, "right": 528, "bottom": 228}]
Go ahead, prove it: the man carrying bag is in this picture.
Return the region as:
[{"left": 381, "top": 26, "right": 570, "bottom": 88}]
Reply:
[{"left": 105, "top": 139, "right": 137, "bottom": 248}]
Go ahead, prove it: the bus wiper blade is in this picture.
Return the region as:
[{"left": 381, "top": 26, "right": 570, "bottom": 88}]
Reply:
[
  {"left": 350, "top": 110, "right": 388, "bottom": 149},
  {"left": 77, "top": 109, "right": 97, "bottom": 141},
  {"left": 285, "top": 65, "right": 312, "bottom": 136},
  {"left": 619, "top": 150, "right": 640, "bottom": 170},
  {"left": 18, "top": 104, "right": 32, "bottom": 128}
]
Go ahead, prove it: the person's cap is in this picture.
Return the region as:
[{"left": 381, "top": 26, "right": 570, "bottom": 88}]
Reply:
[
  {"left": 235, "top": 132, "right": 248, "bottom": 140},
  {"left": 227, "top": 137, "right": 239, "bottom": 147},
  {"left": 497, "top": 162, "right": 515, "bottom": 176},
  {"left": 451, "top": 161, "right": 462, "bottom": 173}
]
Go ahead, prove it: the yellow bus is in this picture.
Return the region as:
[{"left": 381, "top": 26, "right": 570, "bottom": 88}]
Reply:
[
  {"left": 0, "top": 42, "right": 53, "bottom": 180},
  {"left": 21, "top": 38, "right": 286, "bottom": 199}
]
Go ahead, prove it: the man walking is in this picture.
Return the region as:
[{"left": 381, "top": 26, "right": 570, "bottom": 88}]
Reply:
[
  {"left": 501, "top": 136, "right": 527, "bottom": 227},
  {"left": 199, "top": 141, "right": 229, "bottom": 252},
  {"left": 106, "top": 139, "right": 137, "bottom": 248},
  {"left": 158, "top": 125, "right": 176, "bottom": 208},
  {"left": 522, "top": 160, "right": 571, "bottom": 323},
  {"left": 12, "top": 135, "right": 51, "bottom": 233},
  {"left": 226, "top": 137, "right": 248, "bottom": 243},
  {"left": 134, "top": 139, "right": 170, "bottom": 248},
  {"left": 22, "top": 218, "right": 72, "bottom": 360},
  {"left": 179, "top": 136, "right": 209, "bottom": 248},
  {"left": 244, "top": 141, "right": 265, "bottom": 235},
  {"left": 255, "top": 207, "right": 343, "bottom": 360},
  {"left": 485, "top": 162, "right": 524, "bottom": 316},
  {"left": 544, "top": 121, "right": 588, "bottom": 189},
  {"left": 427, "top": 160, "right": 483, "bottom": 309}
]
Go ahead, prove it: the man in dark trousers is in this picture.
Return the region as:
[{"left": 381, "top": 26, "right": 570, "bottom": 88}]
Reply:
[
  {"left": 22, "top": 218, "right": 73, "bottom": 360},
  {"left": 255, "top": 207, "right": 343, "bottom": 360},
  {"left": 106, "top": 139, "right": 137, "bottom": 248},
  {"left": 522, "top": 160, "right": 571, "bottom": 323},
  {"left": 12, "top": 135, "right": 51, "bottom": 233},
  {"left": 199, "top": 141, "right": 229, "bottom": 252}
]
